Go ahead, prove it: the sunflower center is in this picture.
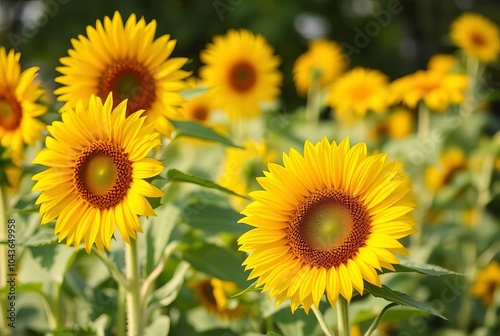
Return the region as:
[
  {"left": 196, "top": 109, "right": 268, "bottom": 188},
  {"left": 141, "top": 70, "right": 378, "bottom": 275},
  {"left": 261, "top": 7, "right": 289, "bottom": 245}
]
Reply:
[
  {"left": 288, "top": 189, "right": 371, "bottom": 268},
  {"left": 74, "top": 141, "right": 133, "bottom": 209},
  {"left": 191, "top": 104, "right": 209, "bottom": 122},
  {"left": 0, "top": 91, "right": 22, "bottom": 131},
  {"left": 98, "top": 59, "right": 156, "bottom": 117},
  {"left": 228, "top": 61, "right": 257, "bottom": 92},
  {"left": 470, "top": 32, "right": 486, "bottom": 47}
]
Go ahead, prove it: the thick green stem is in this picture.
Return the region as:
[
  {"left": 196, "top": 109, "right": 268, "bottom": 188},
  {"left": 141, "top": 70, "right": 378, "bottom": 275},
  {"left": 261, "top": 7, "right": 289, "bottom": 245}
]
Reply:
[
  {"left": 311, "top": 304, "right": 334, "bottom": 336},
  {"left": 336, "top": 296, "right": 350, "bottom": 336},
  {"left": 117, "top": 283, "right": 126, "bottom": 336},
  {"left": 125, "top": 239, "right": 142, "bottom": 336}
]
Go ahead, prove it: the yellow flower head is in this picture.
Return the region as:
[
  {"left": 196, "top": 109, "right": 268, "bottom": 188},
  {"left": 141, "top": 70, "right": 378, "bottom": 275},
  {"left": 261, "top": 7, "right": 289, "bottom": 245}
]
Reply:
[
  {"left": 425, "top": 148, "right": 467, "bottom": 192},
  {"left": 199, "top": 29, "right": 282, "bottom": 119},
  {"left": 472, "top": 262, "right": 500, "bottom": 306},
  {"left": 180, "top": 92, "right": 215, "bottom": 125},
  {"left": 55, "top": 11, "right": 190, "bottom": 136},
  {"left": 427, "top": 54, "right": 457, "bottom": 74},
  {"left": 32, "top": 93, "right": 164, "bottom": 252},
  {"left": 191, "top": 278, "right": 243, "bottom": 320},
  {"left": 391, "top": 70, "right": 467, "bottom": 111},
  {"left": 450, "top": 12, "right": 500, "bottom": 63},
  {"left": 218, "top": 139, "right": 276, "bottom": 211},
  {"left": 0, "top": 47, "right": 47, "bottom": 163},
  {"left": 371, "top": 108, "right": 413, "bottom": 140},
  {"left": 293, "top": 39, "right": 346, "bottom": 96},
  {"left": 327, "top": 67, "right": 391, "bottom": 123},
  {"left": 239, "top": 137, "right": 417, "bottom": 313}
]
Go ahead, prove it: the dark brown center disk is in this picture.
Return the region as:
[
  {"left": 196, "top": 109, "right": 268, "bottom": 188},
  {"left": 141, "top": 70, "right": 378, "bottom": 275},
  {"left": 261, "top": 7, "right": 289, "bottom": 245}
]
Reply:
[
  {"left": 98, "top": 59, "right": 156, "bottom": 116},
  {"left": 288, "top": 188, "right": 371, "bottom": 268},
  {"left": 228, "top": 61, "right": 257, "bottom": 93},
  {"left": 73, "top": 141, "right": 133, "bottom": 209},
  {"left": 0, "top": 91, "right": 22, "bottom": 131}
]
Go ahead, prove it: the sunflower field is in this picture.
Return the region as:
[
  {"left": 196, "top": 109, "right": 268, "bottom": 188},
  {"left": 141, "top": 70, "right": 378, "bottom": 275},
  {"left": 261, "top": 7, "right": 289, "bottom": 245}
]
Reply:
[{"left": 1, "top": 1, "right": 500, "bottom": 335}]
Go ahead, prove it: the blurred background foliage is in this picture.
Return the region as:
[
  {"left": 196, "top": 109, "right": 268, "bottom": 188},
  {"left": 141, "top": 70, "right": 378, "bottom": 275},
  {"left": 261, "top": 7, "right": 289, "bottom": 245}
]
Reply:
[{"left": 0, "top": 0, "right": 499, "bottom": 112}]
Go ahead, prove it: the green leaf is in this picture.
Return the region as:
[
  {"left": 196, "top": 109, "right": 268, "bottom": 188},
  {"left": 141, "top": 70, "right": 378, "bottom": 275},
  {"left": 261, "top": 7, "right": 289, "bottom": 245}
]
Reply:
[
  {"left": 16, "top": 228, "right": 58, "bottom": 246},
  {"left": 365, "top": 283, "right": 446, "bottom": 320},
  {"left": 149, "top": 261, "right": 190, "bottom": 309},
  {"left": 181, "top": 242, "right": 249, "bottom": 288},
  {"left": 181, "top": 203, "right": 250, "bottom": 235},
  {"left": 170, "top": 120, "right": 238, "bottom": 147},
  {"left": 166, "top": 169, "right": 249, "bottom": 199},
  {"left": 393, "top": 261, "right": 463, "bottom": 277},
  {"left": 232, "top": 280, "right": 258, "bottom": 298},
  {"left": 144, "top": 315, "right": 170, "bottom": 336}
]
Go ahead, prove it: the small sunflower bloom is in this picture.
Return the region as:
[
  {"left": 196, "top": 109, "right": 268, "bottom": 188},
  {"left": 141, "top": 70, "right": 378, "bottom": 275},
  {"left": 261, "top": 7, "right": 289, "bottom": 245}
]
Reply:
[
  {"left": 55, "top": 11, "right": 190, "bottom": 136},
  {"left": 32, "top": 93, "right": 164, "bottom": 253},
  {"left": 472, "top": 262, "right": 500, "bottom": 306},
  {"left": 391, "top": 70, "right": 467, "bottom": 112},
  {"left": 427, "top": 54, "right": 458, "bottom": 74},
  {"left": 425, "top": 148, "right": 467, "bottom": 192},
  {"left": 191, "top": 278, "right": 244, "bottom": 320},
  {"left": 293, "top": 39, "right": 346, "bottom": 96},
  {"left": 238, "top": 137, "right": 417, "bottom": 312},
  {"left": 450, "top": 13, "right": 500, "bottom": 63},
  {"left": 0, "top": 47, "right": 46, "bottom": 163},
  {"left": 371, "top": 108, "right": 413, "bottom": 140},
  {"left": 218, "top": 139, "right": 276, "bottom": 211},
  {"left": 180, "top": 92, "right": 216, "bottom": 125},
  {"left": 199, "top": 29, "right": 282, "bottom": 119},
  {"left": 327, "top": 67, "right": 391, "bottom": 123}
]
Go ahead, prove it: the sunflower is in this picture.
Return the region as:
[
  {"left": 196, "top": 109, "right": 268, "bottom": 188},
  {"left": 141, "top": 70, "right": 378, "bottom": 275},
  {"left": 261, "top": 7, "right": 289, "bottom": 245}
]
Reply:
[
  {"left": 371, "top": 108, "right": 413, "bottom": 140},
  {"left": 199, "top": 29, "right": 282, "bottom": 119},
  {"left": 450, "top": 12, "right": 499, "bottom": 63},
  {"left": 391, "top": 70, "right": 467, "bottom": 112},
  {"left": 238, "top": 137, "right": 417, "bottom": 312},
  {"left": 218, "top": 139, "right": 276, "bottom": 211},
  {"left": 472, "top": 261, "right": 500, "bottom": 306},
  {"left": 425, "top": 148, "right": 466, "bottom": 192},
  {"left": 427, "top": 54, "right": 457, "bottom": 74},
  {"left": 55, "top": 11, "right": 190, "bottom": 136},
  {"left": 327, "top": 67, "right": 391, "bottom": 123},
  {"left": 293, "top": 39, "right": 346, "bottom": 96},
  {"left": 180, "top": 92, "right": 216, "bottom": 125},
  {"left": 32, "top": 93, "right": 164, "bottom": 253},
  {"left": 0, "top": 47, "right": 46, "bottom": 163},
  {"left": 190, "top": 278, "right": 244, "bottom": 319}
]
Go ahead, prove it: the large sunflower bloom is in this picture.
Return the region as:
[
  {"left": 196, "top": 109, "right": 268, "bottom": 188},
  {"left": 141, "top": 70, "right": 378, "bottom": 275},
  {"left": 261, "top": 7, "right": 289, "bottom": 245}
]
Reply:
[
  {"left": 293, "top": 39, "right": 346, "bottom": 96},
  {"left": 450, "top": 12, "right": 499, "bottom": 63},
  {"left": 327, "top": 67, "right": 391, "bottom": 123},
  {"left": 0, "top": 47, "right": 46, "bottom": 163},
  {"left": 199, "top": 29, "right": 282, "bottom": 119},
  {"left": 55, "top": 11, "right": 190, "bottom": 136},
  {"left": 238, "top": 137, "right": 416, "bottom": 312},
  {"left": 32, "top": 93, "right": 164, "bottom": 252},
  {"left": 391, "top": 70, "right": 467, "bottom": 111}
]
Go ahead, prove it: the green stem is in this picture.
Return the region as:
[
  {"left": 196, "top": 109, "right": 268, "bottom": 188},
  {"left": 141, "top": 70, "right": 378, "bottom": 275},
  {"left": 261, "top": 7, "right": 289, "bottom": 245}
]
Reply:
[
  {"left": 460, "top": 55, "right": 480, "bottom": 118},
  {"left": 117, "top": 282, "right": 126, "bottom": 336},
  {"left": 458, "top": 240, "right": 476, "bottom": 331},
  {"left": 92, "top": 248, "right": 128, "bottom": 289},
  {"left": 336, "top": 296, "right": 350, "bottom": 336},
  {"left": 305, "top": 69, "right": 322, "bottom": 130},
  {"left": 410, "top": 102, "right": 432, "bottom": 252},
  {"left": 39, "top": 291, "right": 58, "bottom": 331},
  {"left": 311, "top": 304, "right": 334, "bottom": 336},
  {"left": 364, "top": 303, "right": 398, "bottom": 336},
  {"left": 417, "top": 102, "right": 430, "bottom": 140},
  {"left": 125, "top": 239, "right": 142, "bottom": 336}
]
